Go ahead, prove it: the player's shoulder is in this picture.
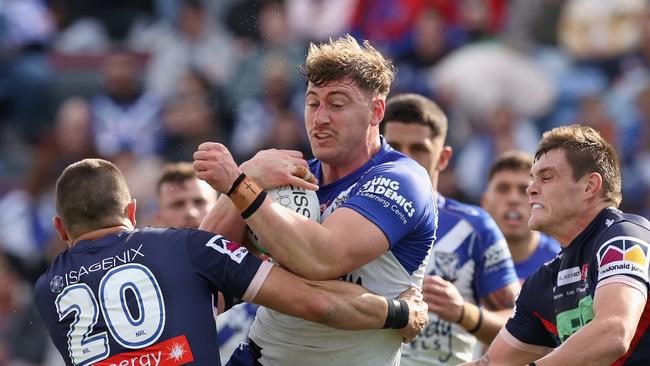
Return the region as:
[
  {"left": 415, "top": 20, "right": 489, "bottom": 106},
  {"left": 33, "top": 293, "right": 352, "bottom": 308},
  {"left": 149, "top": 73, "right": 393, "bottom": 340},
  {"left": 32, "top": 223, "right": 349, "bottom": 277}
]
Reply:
[
  {"left": 34, "top": 252, "right": 67, "bottom": 300},
  {"left": 439, "top": 195, "right": 498, "bottom": 232},
  {"left": 593, "top": 208, "right": 650, "bottom": 245}
]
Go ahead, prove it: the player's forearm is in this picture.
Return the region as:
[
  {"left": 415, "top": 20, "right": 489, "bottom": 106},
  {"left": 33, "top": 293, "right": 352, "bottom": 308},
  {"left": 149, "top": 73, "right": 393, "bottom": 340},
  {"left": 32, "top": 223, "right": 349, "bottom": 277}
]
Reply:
[
  {"left": 246, "top": 199, "right": 343, "bottom": 279},
  {"left": 470, "top": 308, "right": 512, "bottom": 345},
  {"left": 199, "top": 195, "right": 247, "bottom": 242},
  {"left": 311, "top": 280, "right": 388, "bottom": 330},
  {"left": 534, "top": 317, "right": 631, "bottom": 366},
  {"left": 254, "top": 267, "right": 394, "bottom": 330}
]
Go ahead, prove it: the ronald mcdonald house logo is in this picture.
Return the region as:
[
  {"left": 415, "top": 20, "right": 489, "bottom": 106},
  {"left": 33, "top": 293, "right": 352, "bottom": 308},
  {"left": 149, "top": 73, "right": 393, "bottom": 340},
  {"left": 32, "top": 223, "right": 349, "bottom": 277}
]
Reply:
[{"left": 597, "top": 236, "right": 650, "bottom": 282}]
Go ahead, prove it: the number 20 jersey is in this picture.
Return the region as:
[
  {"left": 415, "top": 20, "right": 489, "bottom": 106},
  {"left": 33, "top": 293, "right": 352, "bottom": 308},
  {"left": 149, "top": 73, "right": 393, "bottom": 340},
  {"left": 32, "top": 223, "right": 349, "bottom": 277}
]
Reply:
[
  {"left": 34, "top": 227, "right": 268, "bottom": 366},
  {"left": 506, "top": 207, "right": 650, "bottom": 365}
]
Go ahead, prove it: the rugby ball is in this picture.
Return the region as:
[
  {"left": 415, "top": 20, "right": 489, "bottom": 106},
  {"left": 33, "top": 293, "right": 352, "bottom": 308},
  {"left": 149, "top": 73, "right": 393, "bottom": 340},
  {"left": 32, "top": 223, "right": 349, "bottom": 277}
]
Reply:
[{"left": 246, "top": 184, "right": 320, "bottom": 253}]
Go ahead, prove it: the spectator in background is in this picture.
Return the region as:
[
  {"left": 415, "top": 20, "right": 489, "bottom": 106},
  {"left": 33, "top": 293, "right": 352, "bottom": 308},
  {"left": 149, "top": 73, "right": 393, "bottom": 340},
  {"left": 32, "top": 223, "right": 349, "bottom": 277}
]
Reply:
[
  {"left": 90, "top": 48, "right": 162, "bottom": 159},
  {"left": 455, "top": 104, "right": 540, "bottom": 202},
  {"left": 0, "top": 254, "right": 51, "bottom": 366},
  {"left": 160, "top": 92, "right": 223, "bottom": 162},
  {"left": 230, "top": 55, "right": 303, "bottom": 162},
  {"left": 381, "top": 93, "right": 519, "bottom": 365},
  {"left": 481, "top": 151, "right": 560, "bottom": 281},
  {"left": 227, "top": 0, "right": 304, "bottom": 103},
  {"left": 0, "top": 0, "right": 55, "bottom": 143},
  {"left": 0, "top": 97, "right": 95, "bottom": 281},
  {"left": 392, "top": 7, "right": 450, "bottom": 98},
  {"left": 142, "top": 0, "right": 237, "bottom": 100},
  {"left": 285, "top": 0, "right": 354, "bottom": 42}
]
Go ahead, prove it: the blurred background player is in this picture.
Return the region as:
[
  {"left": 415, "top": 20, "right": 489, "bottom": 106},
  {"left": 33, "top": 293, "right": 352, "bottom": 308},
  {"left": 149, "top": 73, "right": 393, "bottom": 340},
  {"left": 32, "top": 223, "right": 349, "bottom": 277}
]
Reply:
[
  {"left": 380, "top": 93, "right": 520, "bottom": 365},
  {"left": 195, "top": 35, "right": 437, "bottom": 366},
  {"left": 155, "top": 161, "right": 217, "bottom": 229},
  {"left": 481, "top": 151, "right": 560, "bottom": 281},
  {"left": 153, "top": 162, "right": 257, "bottom": 364}
]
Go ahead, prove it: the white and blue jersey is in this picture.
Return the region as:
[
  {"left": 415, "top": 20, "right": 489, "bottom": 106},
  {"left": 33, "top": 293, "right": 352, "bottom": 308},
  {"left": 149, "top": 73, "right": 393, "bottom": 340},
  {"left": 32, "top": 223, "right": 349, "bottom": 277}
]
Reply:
[
  {"left": 34, "top": 228, "right": 271, "bottom": 366},
  {"left": 402, "top": 195, "right": 518, "bottom": 365},
  {"left": 247, "top": 139, "right": 437, "bottom": 366},
  {"left": 217, "top": 303, "right": 259, "bottom": 364},
  {"left": 514, "top": 233, "right": 560, "bottom": 281}
]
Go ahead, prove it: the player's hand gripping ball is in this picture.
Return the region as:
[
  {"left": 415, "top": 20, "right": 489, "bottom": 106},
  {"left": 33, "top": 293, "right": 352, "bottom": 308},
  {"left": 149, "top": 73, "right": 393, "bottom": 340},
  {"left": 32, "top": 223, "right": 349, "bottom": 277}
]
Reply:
[{"left": 246, "top": 185, "right": 320, "bottom": 253}]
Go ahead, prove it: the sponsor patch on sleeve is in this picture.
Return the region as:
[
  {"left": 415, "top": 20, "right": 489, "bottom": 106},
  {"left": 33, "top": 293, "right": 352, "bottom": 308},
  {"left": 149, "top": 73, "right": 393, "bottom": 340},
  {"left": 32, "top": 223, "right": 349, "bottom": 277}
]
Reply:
[
  {"left": 357, "top": 175, "right": 417, "bottom": 224},
  {"left": 205, "top": 235, "right": 248, "bottom": 264},
  {"left": 597, "top": 236, "right": 650, "bottom": 283},
  {"left": 484, "top": 238, "right": 512, "bottom": 270}
]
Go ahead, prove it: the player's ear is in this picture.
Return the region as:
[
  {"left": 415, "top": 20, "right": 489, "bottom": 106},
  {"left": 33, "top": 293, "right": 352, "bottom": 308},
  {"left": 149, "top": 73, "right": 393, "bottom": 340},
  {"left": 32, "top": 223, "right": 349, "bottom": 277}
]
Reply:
[
  {"left": 370, "top": 97, "right": 385, "bottom": 127},
  {"left": 126, "top": 199, "right": 137, "bottom": 228},
  {"left": 52, "top": 216, "right": 70, "bottom": 244},
  {"left": 584, "top": 172, "right": 603, "bottom": 199},
  {"left": 437, "top": 146, "right": 453, "bottom": 172}
]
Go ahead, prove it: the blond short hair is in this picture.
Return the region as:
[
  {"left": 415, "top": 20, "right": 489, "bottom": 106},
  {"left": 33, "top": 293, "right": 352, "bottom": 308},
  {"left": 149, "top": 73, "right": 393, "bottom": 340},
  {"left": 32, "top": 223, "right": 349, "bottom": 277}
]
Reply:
[{"left": 300, "top": 34, "right": 395, "bottom": 97}]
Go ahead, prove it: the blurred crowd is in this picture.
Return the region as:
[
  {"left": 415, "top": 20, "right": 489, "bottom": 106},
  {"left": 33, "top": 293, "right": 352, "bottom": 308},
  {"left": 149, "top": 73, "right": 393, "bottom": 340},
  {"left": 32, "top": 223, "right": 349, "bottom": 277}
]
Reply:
[{"left": 1, "top": 0, "right": 650, "bottom": 364}]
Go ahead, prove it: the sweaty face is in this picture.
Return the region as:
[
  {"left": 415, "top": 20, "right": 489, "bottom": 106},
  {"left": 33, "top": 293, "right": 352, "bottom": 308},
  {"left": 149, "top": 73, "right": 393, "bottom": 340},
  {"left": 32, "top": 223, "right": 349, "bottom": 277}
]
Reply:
[
  {"left": 383, "top": 122, "right": 440, "bottom": 177},
  {"left": 304, "top": 79, "right": 375, "bottom": 167},
  {"left": 483, "top": 169, "right": 531, "bottom": 242},
  {"left": 526, "top": 149, "right": 587, "bottom": 236},
  {"left": 156, "top": 179, "right": 216, "bottom": 229}
]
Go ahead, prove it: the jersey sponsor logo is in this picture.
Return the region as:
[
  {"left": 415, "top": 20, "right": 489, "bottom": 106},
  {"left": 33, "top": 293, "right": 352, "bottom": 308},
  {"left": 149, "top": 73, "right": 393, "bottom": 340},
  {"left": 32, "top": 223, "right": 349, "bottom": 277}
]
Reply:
[
  {"left": 61, "top": 244, "right": 145, "bottom": 287},
  {"left": 597, "top": 236, "right": 650, "bottom": 282},
  {"left": 95, "top": 335, "right": 194, "bottom": 366},
  {"left": 557, "top": 266, "right": 581, "bottom": 287},
  {"left": 358, "top": 175, "right": 416, "bottom": 224},
  {"left": 434, "top": 252, "right": 459, "bottom": 282},
  {"left": 581, "top": 264, "right": 589, "bottom": 281},
  {"left": 555, "top": 296, "right": 594, "bottom": 342},
  {"left": 483, "top": 239, "right": 511, "bottom": 269},
  {"left": 205, "top": 235, "right": 248, "bottom": 264}
]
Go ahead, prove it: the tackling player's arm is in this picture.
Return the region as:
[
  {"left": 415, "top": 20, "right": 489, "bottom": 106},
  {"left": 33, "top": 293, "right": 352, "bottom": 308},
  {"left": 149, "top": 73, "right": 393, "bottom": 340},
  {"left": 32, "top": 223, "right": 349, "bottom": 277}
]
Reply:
[
  {"left": 530, "top": 279, "right": 646, "bottom": 366},
  {"left": 199, "top": 149, "right": 318, "bottom": 249},
  {"left": 194, "top": 143, "right": 421, "bottom": 280},
  {"left": 200, "top": 182, "right": 388, "bottom": 280},
  {"left": 457, "top": 329, "right": 544, "bottom": 366},
  {"left": 251, "top": 263, "right": 428, "bottom": 341}
]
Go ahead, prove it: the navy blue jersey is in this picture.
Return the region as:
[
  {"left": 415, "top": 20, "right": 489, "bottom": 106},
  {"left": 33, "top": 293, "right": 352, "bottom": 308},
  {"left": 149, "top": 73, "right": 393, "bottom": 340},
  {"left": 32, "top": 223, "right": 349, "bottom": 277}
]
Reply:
[
  {"left": 514, "top": 233, "right": 560, "bottom": 281},
  {"left": 506, "top": 208, "right": 650, "bottom": 365},
  {"left": 34, "top": 227, "right": 266, "bottom": 366}
]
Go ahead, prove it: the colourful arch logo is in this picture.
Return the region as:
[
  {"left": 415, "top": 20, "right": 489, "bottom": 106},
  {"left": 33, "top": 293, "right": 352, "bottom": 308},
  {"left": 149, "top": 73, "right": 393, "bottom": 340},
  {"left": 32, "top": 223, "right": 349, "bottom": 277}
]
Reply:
[{"left": 597, "top": 236, "right": 650, "bottom": 281}]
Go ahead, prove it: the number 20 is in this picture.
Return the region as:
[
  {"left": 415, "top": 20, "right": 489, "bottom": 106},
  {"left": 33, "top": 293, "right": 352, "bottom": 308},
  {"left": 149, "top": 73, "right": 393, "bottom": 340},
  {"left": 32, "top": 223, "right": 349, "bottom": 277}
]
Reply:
[{"left": 55, "top": 264, "right": 166, "bottom": 365}]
